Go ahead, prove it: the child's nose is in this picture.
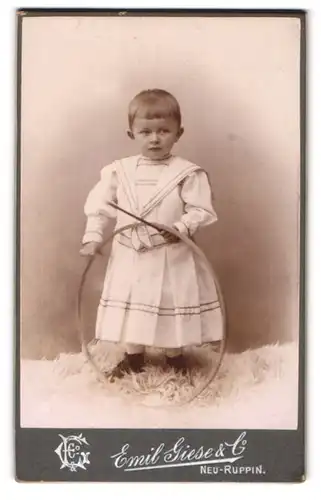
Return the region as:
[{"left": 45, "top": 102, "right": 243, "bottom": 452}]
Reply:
[{"left": 150, "top": 133, "right": 160, "bottom": 143}]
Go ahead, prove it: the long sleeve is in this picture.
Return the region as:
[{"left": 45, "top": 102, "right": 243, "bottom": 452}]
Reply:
[
  {"left": 173, "top": 170, "right": 218, "bottom": 236},
  {"left": 82, "top": 164, "right": 118, "bottom": 244}
]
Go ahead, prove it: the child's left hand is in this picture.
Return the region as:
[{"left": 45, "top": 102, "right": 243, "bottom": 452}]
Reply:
[{"left": 159, "top": 229, "right": 181, "bottom": 243}]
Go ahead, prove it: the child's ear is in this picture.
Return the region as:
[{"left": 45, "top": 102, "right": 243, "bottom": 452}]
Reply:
[
  {"left": 127, "top": 129, "right": 135, "bottom": 140},
  {"left": 176, "top": 127, "right": 184, "bottom": 141}
]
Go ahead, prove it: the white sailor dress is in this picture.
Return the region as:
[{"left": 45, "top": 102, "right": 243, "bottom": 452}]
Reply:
[{"left": 82, "top": 154, "right": 223, "bottom": 348}]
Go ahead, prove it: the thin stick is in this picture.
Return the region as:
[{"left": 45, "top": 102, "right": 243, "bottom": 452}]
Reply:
[{"left": 107, "top": 201, "right": 163, "bottom": 232}]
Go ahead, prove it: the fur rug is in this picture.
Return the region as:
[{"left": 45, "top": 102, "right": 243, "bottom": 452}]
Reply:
[{"left": 20, "top": 341, "right": 298, "bottom": 429}]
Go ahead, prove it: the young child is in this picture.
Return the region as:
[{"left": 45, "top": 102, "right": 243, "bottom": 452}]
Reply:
[{"left": 80, "top": 89, "right": 223, "bottom": 378}]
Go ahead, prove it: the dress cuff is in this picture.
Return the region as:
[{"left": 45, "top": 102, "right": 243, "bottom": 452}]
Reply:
[
  {"left": 172, "top": 221, "right": 190, "bottom": 236},
  {"left": 82, "top": 231, "right": 103, "bottom": 244}
]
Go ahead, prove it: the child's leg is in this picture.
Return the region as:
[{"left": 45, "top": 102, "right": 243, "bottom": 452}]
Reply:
[
  {"left": 164, "top": 347, "right": 188, "bottom": 374},
  {"left": 125, "top": 343, "right": 145, "bottom": 355},
  {"left": 165, "top": 348, "right": 182, "bottom": 358},
  {"left": 124, "top": 343, "right": 145, "bottom": 372},
  {"left": 109, "top": 344, "right": 145, "bottom": 380}
]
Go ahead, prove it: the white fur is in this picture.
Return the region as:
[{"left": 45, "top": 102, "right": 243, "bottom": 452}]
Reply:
[{"left": 20, "top": 341, "right": 299, "bottom": 429}]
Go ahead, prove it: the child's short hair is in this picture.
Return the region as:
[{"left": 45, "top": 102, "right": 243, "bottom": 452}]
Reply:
[{"left": 128, "top": 89, "right": 182, "bottom": 129}]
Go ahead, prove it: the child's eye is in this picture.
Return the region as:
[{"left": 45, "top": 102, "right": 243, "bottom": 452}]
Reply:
[
  {"left": 140, "top": 130, "right": 150, "bottom": 135},
  {"left": 159, "top": 129, "right": 169, "bottom": 134}
]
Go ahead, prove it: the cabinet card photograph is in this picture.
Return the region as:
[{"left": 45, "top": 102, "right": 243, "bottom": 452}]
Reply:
[{"left": 16, "top": 9, "right": 305, "bottom": 482}]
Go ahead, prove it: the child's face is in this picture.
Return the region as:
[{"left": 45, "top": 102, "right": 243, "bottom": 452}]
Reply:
[{"left": 128, "top": 116, "right": 184, "bottom": 159}]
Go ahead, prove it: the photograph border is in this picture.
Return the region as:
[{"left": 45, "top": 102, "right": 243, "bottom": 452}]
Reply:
[{"left": 15, "top": 8, "right": 306, "bottom": 482}]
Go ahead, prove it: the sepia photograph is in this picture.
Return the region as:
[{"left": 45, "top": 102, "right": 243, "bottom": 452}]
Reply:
[{"left": 19, "top": 12, "right": 302, "bottom": 431}]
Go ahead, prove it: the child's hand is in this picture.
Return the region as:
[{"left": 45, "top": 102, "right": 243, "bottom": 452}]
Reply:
[
  {"left": 159, "top": 229, "right": 180, "bottom": 244},
  {"left": 79, "top": 241, "right": 101, "bottom": 257}
]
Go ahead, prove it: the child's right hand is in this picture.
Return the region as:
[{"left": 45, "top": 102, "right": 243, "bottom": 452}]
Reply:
[{"left": 79, "top": 241, "right": 101, "bottom": 257}]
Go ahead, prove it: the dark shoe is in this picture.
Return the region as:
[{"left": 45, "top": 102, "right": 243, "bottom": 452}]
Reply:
[
  {"left": 165, "top": 354, "right": 188, "bottom": 375},
  {"left": 109, "top": 353, "right": 145, "bottom": 380}
]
